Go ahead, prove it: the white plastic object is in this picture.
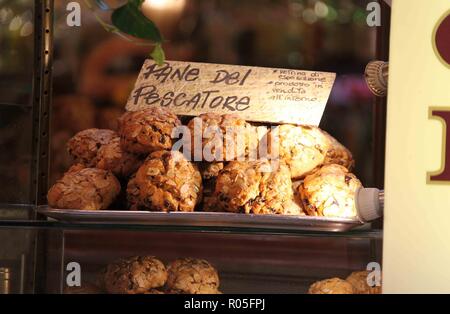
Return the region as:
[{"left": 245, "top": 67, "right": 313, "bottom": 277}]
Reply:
[{"left": 356, "top": 188, "right": 384, "bottom": 222}]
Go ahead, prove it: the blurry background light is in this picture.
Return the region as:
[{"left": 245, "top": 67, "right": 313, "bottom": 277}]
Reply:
[
  {"left": 19, "top": 10, "right": 32, "bottom": 36},
  {"left": 143, "top": 0, "right": 185, "bottom": 10},
  {"left": 302, "top": 8, "right": 317, "bottom": 24},
  {"left": 8, "top": 16, "right": 22, "bottom": 31},
  {"left": 20, "top": 21, "right": 33, "bottom": 37},
  {"left": 314, "top": 1, "right": 328, "bottom": 19},
  {"left": 0, "top": 8, "right": 13, "bottom": 25},
  {"left": 20, "top": 10, "right": 31, "bottom": 22},
  {"left": 141, "top": 0, "right": 186, "bottom": 38}
]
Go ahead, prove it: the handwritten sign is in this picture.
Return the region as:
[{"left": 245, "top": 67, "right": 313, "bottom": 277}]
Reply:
[{"left": 126, "top": 60, "right": 336, "bottom": 125}]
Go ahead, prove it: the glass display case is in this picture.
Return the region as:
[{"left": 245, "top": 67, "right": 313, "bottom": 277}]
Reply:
[
  {"left": 0, "top": 224, "right": 382, "bottom": 294},
  {"left": 0, "top": 0, "right": 388, "bottom": 294}
]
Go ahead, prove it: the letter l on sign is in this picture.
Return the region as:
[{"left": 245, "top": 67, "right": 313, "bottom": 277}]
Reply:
[{"left": 428, "top": 108, "right": 450, "bottom": 183}]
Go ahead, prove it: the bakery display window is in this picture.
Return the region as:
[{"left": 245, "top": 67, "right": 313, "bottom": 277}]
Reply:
[{"left": 0, "top": 0, "right": 389, "bottom": 294}]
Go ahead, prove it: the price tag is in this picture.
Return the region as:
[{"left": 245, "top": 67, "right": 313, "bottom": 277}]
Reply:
[{"left": 126, "top": 60, "right": 336, "bottom": 125}]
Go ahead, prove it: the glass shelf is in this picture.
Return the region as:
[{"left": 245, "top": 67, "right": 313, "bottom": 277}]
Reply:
[
  {"left": 0, "top": 205, "right": 383, "bottom": 238},
  {"left": 0, "top": 219, "right": 383, "bottom": 239}
]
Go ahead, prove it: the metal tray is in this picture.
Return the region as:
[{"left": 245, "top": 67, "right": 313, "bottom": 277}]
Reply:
[{"left": 37, "top": 206, "right": 364, "bottom": 233}]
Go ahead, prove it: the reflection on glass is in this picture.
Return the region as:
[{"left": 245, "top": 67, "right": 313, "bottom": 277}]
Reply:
[
  {"left": 51, "top": 0, "right": 376, "bottom": 187},
  {"left": 0, "top": 1, "right": 34, "bottom": 106}
]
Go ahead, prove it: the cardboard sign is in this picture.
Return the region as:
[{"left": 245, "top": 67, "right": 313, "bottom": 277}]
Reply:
[{"left": 126, "top": 60, "right": 336, "bottom": 125}]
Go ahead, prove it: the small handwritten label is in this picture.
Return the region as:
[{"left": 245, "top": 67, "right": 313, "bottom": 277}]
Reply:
[{"left": 126, "top": 60, "right": 336, "bottom": 125}]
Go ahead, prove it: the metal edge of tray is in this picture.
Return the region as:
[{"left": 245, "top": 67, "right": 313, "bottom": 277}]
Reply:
[{"left": 36, "top": 206, "right": 365, "bottom": 233}]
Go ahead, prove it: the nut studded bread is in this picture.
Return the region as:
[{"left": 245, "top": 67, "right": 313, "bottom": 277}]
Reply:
[{"left": 47, "top": 167, "right": 121, "bottom": 210}]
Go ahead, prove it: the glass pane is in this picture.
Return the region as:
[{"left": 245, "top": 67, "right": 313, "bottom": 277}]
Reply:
[
  {"left": 0, "top": 225, "right": 382, "bottom": 294},
  {"left": 0, "top": 105, "right": 33, "bottom": 205},
  {"left": 0, "top": 0, "right": 34, "bottom": 106},
  {"left": 0, "top": 0, "right": 34, "bottom": 206},
  {"left": 0, "top": 227, "right": 65, "bottom": 294},
  {"left": 30, "top": 0, "right": 383, "bottom": 295},
  {"left": 61, "top": 230, "right": 382, "bottom": 294},
  {"left": 51, "top": 0, "right": 376, "bottom": 186}
]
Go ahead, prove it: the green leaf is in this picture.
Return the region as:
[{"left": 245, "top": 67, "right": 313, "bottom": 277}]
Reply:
[
  {"left": 111, "top": 0, "right": 163, "bottom": 42},
  {"left": 150, "top": 43, "right": 166, "bottom": 66}
]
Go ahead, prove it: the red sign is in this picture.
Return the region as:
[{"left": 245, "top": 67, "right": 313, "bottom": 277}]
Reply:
[{"left": 434, "top": 12, "right": 450, "bottom": 66}]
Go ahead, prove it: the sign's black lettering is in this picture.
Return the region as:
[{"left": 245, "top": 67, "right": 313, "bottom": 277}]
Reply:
[
  {"left": 144, "top": 62, "right": 200, "bottom": 83},
  {"left": 236, "top": 97, "right": 250, "bottom": 111},
  {"left": 161, "top": 91, "right": 174, "bottom": 107},
  {"left": 200, "top": 90, "right": 220, "bottom": 108},
  {"left": 187, "top": 93, "right": 202, "bottom": 109},
  {"left": 173, "top": 92, "right": 187, "bottom": 107},
  {"left": 210, "top": 69, "right": 252, "bottom": 86},
  {"left": 210, "top": 96, "right": 224, "bottom": 109}
]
